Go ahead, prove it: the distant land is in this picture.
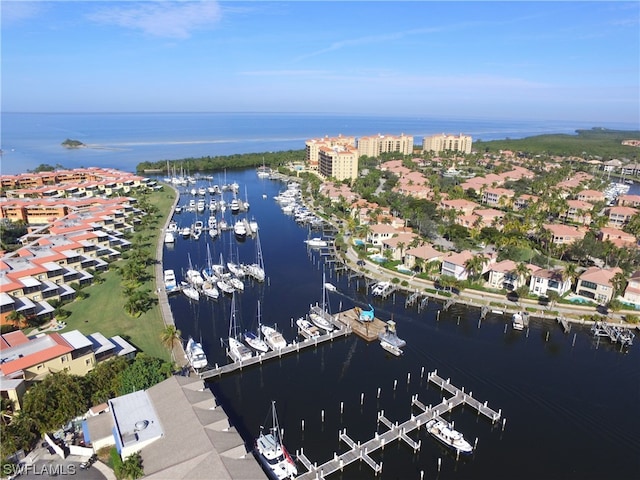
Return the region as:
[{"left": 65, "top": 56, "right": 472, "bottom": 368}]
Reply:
[
  {"left": 134, "top": 128, "right": 640, "bottom": 173},
  {"left": 61, "top": 138, "right": 85, "bottom": 149}
]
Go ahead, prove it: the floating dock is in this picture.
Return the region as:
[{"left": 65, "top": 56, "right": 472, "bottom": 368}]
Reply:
[
  {"left": 295, "top": 370, "right": 503, "bottom": 479},
  {"left": 334, "top": 307, "right": 386, "bottom": 342}
]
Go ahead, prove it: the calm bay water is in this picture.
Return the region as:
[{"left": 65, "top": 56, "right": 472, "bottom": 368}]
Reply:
[
  {"left": 163, "top": 170, "right": 639, "bottom": 480},
  {"left": 2, "top": 112, "right": 637, "bottom": 175}
]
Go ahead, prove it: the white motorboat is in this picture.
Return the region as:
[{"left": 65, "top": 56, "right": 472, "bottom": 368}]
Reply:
[
  {"left": 234, "top": 219, "right": 247, "bottom": 238},
  {"left": 296, "top": 317, "right": 320, "bottom": 339},
  {"left": 378, "top": 320, "right": 406, "bottom": 348},
  {"left": 167, "top": 221, "right": 178, "bottom": 233},
  {"left": 181, "top": 226, "right": 191, "bottom": 237},
  {"left": 185, "top": 337, "right": 208, "bottom": 370},
  {"left": 305, "top": 237, "right": 327, "bottom": 248},
  {"left": 244, "top": 301, "right": 270, "bottom": 353},
  {"left": 261, "top": 324, "right": 287, "bottom": 350},
  {"left": 163, "top": 269, "right": 178, "bottom": 293},
  {"left": 425, "top": 418, "right": 474, "bottom": 455},
  {"left": 164, "top": 231, "right": 175, "bottom": 243},
  {"left": 230, "top": 198, "right": 241, "bottom": 213},
  {"left": 512, "top": 312, "right": 525, "bottom": 331},
  {"left": 227, "top": 293, "right": 253, "bottom": 362},
  {"left": 255, "top": 401, "right": 297, "bottom": 480},
  {"left": 380, "top": 340, "right": 403, "bottom": 356}
]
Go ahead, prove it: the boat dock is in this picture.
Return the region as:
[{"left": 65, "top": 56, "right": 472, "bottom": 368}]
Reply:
[
  {"left": 295, "top": 370, "right": 503, "bottom": 479},
  {"left": 334, "top": 307, "right": 387, "bottom": 342},
  {"left": 591, "top": 321, "right": 635, "bottom": 346},
  {"left": 199, "top": 325, "right": 351, "bottom": 380}
]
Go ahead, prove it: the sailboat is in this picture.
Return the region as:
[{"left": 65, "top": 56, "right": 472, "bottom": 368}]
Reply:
[
  {"left": 246, "top": 230, "right": 266, "bottom": 282},
  {"left": 255, "top": 401, "right": 297, "bottom": 480},
  {"left": 227, "top": 293, "right": 253, "bottom": 362},
  {"left": 244, "top": 301, "right": 269, "bottom": 353},
  {"left": 308, "top": 271, "right": 335, "bottom": 332}
]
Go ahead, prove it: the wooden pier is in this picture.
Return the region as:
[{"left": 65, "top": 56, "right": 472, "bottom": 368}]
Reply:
[
  {"left": 295, "top": 370, "right": 503, "bottom": 479},
  {"left": 334, "top": 307, "right": 386, "bottom": 342},
  {"left": 199, "top": 325, "right": 351, "bottom": 380}
]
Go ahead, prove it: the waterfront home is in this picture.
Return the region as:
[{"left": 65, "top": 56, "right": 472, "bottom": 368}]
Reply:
[
  {"left": 528, "top": 268, "right": 572, "bottom": 298},
  {"left": 575, "top": 267, "right": 623, "bottom": 305},
  {"left": 318, "top": 182, "right": 359, "bottom": 204},
  {"left": 441, "top": 250, "right": 493, "bottom": 281},
  {"left": 380, "top": 232, "right": 418, "bottom": 262},
  {"left": 597, "top": 227, "right": 638, "bottom": 248},
  {"left": 622, "top": 270, "right": 640, "bottom": 308},
  {"left": 366, "top": 223, "right": 411, "bottom": 247},
  {"left": 606, "top": 205, "right": 638, "bottom": 228},
  {"left": 485, "top": 260, "right": 537, "bottom": 291},
  {"left": 403, "top": 243, "right": 444, "bottom": 272}
]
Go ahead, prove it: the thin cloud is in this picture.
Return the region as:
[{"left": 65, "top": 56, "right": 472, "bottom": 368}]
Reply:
[
  {"left": 87, "top": 0, "right": 222, "bottom": 39},
  {"left": 1, "top": 1, "right": 44, "bottom": 24},
  {"left": 239, "top": 70, "right": 331, "bottom": 77}
]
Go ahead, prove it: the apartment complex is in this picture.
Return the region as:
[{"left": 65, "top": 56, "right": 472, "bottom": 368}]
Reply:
[
  {"left": 305, "top": 135, "right": 356, "bottom": 172},
  {"left": 423, "top": 133, "right": 473, "bottom": 154},
  {"left": 318, "top": 144, "right": 359, "bottom": 181},
  {"left": 357, "top": 133, "right": 414, "bottom": 158}
]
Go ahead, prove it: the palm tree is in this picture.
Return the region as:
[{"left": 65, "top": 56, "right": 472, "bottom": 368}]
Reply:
[
  {"left": 611, "top": 271, "right": 628, "bottom": 298},
  {"left": 515, "top": 262, "right": 530, "bottom": 289},
  {"left": 464, "top": 255, "right": 488, "bottom": 282},
  {"left": 160, "top": 325, "right": 182, "bottom": 351}
]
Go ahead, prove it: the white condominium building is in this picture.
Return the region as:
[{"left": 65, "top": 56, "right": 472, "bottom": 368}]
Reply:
[
  {"left": 357, "top": 133, "right": 414, "bottom": 158},
  {"left": 306, "top": 135, "right": 356, "bottom": 171},
  {"left": 423, "top": 133, "right": 473, "bottom": 154},
  {"left": 318, "top": 145, "right": 359, "bottom": 181}
]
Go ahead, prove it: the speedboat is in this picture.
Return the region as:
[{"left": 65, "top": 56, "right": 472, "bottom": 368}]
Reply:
[
  {"left": 305, "top": 237, "right": 327, "bottom": 248},
  {"left": 185, "top": 337, "right": 208, "bottom": 370},
  {"left": 296, "top": 317, "right": 320, "bottom": 339},
  {"left": 261, "top": 325, "right": 287, "bottom": 350},
  {"left": 425, "top": 418, "right": 473, "bottom": 455},
  {"left": 380, "top": 340, "right": 403, "bottom": 356},
  {"left": 255, "top": 401, "right": 297, "bottom": 480},
  {"left": 378, "top": 320, "right": 406, "bottom": 348},
  {"left": 512, "top": 312, "right": 525, "bottom": 331},
  {"left": 234, "top": 220, "right": 247, "bottom": 238},
  {"left": 163, "top": 269, "right": 178, "bottom": 293}
]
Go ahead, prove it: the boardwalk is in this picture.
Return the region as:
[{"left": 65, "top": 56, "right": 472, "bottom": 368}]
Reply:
[
  {"left": 199, "top": 325, "right": 351, "bottom": 380},
  {"left": 294, "top": 370, "right": 503, "bottom": 479}
]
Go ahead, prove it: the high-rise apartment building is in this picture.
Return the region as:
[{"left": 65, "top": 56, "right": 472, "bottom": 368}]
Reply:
[
  {"left": 357, "top": 133, "right": 414, "bottom": 158},
  {"left": 318, "top": 145, "right": 359, "bottom": 181},
  {"left": 305, "top": 135, "right": 356, "bottom": 171},
  {"left": 422, "top": 133, "right": 473, "bottom": 154}
]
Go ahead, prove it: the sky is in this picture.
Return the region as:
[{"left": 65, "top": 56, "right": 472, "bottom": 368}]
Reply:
[{"left": 2, "top": 0, "right": 639, "bottom": 123}]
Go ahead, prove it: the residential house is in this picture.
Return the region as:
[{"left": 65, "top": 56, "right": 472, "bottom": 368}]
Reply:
[
  {"left": 617, "top": 194, "right": 640, "bottom": 207},
  {"left": 622, "top": 270, "right": 640, "bottom": 307},
  {"left": 543, "top": 224, "right": 587, "bottom": 246},
  {"left": 576, "top": 189, "right": 606, "bottom": 204},
  {"left": 606, "top": 206, "right": 637, "bottom": 229},
  {"left": 528, "top": 268, "right": 572, "bottom": 297},
  {"left": 481, "top": 187, "right": 515, "bottom": 208},
  {"left": 439, "top": 199, "right": 480, "bottom": 216},
  {"left": 441, "top": 251, "right": 492, "bottom": 281},
  {"left": 403, "top": 244, "right": 444, "bottom": 272},
  {"left": 561, "top": 199, "right": 593, "bottom": 225},
  {"left": 575, "top": 267, "right": 622, "bottom": 305},
  {"left": 380, "top": 232, "right": 418, "bottom": 261},
  {"left": 598, "top": 227, "right": 638, "bottom": 248},
  {"left": 486, "top": 260, "right": 536, "bottom": 291}
]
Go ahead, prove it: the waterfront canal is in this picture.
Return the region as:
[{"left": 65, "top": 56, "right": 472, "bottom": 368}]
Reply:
[{"left": 162, "top": 169, "right": 639, "bottom": 479}]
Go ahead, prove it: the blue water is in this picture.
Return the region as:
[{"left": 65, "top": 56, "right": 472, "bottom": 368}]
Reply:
[
  {"left": 160, "top": 170, "right": 639, "bottom": 480},
  {"left": 2, "top": 112, "right": 637, "bottom": 175}
]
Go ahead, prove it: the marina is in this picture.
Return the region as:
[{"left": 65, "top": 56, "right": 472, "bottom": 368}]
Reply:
[
  {"left": 159, "top": 169, "right": 639, "bottom": 480},
  {"left": 294, "top": 371, "right": 502, "bottom": 479}
]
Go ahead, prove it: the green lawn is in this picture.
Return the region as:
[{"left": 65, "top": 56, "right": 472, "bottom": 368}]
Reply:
[{"left": 57, "top": 187, "right": 177, "bottom": 362}]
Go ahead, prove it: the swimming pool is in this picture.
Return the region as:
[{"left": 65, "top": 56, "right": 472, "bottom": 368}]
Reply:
[
  {"left": 353, "top": 239, "right": 364, "bottom": 246},
  {"left": 369, "top": 254, "right": 385, "bottom": 263}
]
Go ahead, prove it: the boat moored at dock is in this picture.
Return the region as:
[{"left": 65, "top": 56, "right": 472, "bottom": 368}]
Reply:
[{"left": 425, "top": 418, "right": 474, "bottom": 455}]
